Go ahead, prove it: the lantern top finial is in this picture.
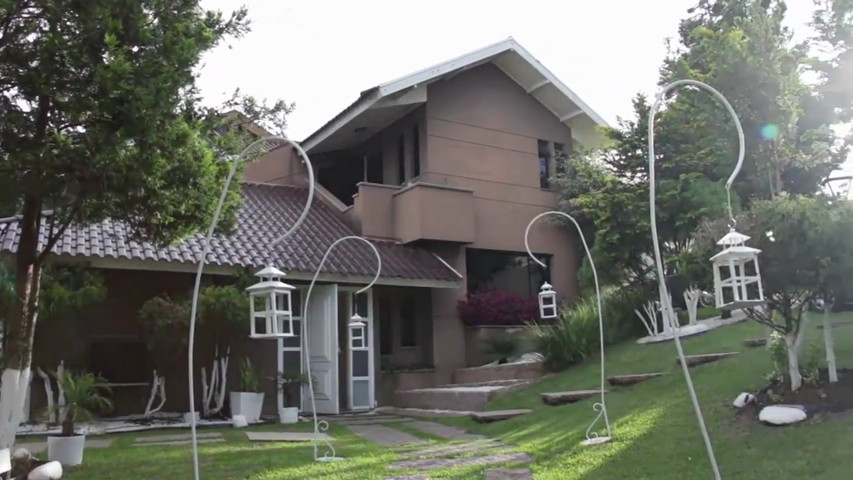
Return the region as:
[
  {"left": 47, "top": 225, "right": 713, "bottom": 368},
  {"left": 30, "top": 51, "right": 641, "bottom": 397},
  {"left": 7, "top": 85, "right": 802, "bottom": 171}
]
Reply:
[
  {"left": 717, "top": 229, "right": 750, "bottom": 247},
  {"left": 349, "top": 313, "right": 366, "bottom": 327},
  {"left": 255, "top": 265, "right": 286, "bottom": 279},
  {"left": 540, "top": 282, "right": 554, "bottom": 293}
]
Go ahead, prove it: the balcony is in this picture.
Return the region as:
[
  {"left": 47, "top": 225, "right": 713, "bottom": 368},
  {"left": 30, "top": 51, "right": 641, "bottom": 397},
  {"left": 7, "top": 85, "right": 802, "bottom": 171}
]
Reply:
[{"left": 352, "top": 182, "right": 475, "bottom": 244}]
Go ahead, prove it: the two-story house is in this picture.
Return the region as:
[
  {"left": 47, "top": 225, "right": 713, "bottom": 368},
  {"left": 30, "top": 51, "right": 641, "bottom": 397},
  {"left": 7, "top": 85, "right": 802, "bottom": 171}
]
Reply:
[{"left": 0, "top": 37, "right": 607, "bottom": 418}]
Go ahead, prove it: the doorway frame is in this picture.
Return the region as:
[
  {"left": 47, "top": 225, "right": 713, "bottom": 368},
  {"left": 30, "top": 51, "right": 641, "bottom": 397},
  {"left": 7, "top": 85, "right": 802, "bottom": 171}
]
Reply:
[{"left": 340, "top": 286, "right": 376, "bottom": 411}]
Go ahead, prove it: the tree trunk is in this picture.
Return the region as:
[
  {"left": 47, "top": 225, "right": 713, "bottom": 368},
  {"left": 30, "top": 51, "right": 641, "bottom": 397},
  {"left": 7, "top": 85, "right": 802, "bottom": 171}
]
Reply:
[
  {"left": 0, "top": 195, "right": 43, "bottom": 448},
  {"left": 785, "top": 332, "right": 802, "bottom": 392},
  {"left": 823, "top": 304, "right": 838, "bottom": 383}
]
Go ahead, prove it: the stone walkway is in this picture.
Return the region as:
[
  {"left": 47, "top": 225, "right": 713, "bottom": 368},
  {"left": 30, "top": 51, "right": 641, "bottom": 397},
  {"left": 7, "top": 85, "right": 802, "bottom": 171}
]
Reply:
[
  {"left": 334, "top": 413, "right": 533, "bottom": 479},
  {"left": 133, "top": 431, "right": 224, "bottom": 447}
]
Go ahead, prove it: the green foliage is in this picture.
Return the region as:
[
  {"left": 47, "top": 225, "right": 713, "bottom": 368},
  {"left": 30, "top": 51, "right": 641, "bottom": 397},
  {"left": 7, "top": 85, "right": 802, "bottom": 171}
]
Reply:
[
  {"left": 276, "top": 371, "right": 311, "bottom": 407},
  {"left": 138, "top": 294, "right": 191, "bottom": 367},
  {"left": 199, "top": 284, "right": 249, "bottom": 350},
  {"left": 238, "top": 357, "right": 262, "bottom": 393},
  {"left": 0, "top": 263, "right": 106, "bottom": 323},
  {"left": 802, "top": 340, "right": 823, "bottom": 387},
  {"left": 53, "top": 370, "right": 113, "bottom": 436},
  {"left": 766, "top": 331, "right": 788, "bottom": 384},
  {"left": 528, "top": 298, "right": 599, "bottom": 373},
  {"left": 480, "top": 331, "right": 522, "bottom": 365}
]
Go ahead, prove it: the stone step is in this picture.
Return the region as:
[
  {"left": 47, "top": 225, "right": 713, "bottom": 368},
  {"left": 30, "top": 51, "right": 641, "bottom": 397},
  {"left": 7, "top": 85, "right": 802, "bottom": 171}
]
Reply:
[
  {"left": 388, "top": 452, "right": 534, "bottom": 472},
  {"left": 436, "top": 379, "right": 530, "bottom": 389},
  {"left": 347, "top": 424, "right": 426, "bottom": 447},
  {"left": 384, "top": 475, "right": 430, "bottom": 480},
  {"left": 405, "top": 420, "right": 485, "bottom": 441},
  {"left": 743, "top": 338, "right": 767, "bottom": 347},
  {"left": 454, "top": 362, "right": 543, "bottom": 385},
  {"left": 399, "top": 440, "right": 503, "bottom": 459},
  {"left": 485, "top": 467, "right": 533, "bottom": 480},
  {"left": 677, "top": 352, "right": 739, "bottom": 367},
  {"left": 607, "top": 373, "right": 664, "bottom": 386},
  {"left": 541, "top": 390, "right": 605, "bottom": 406},
  {"left": 394, "top": 385, "right": 512, "bottom": 412},
  {"left": 471, "top": 409, "right": 533, "bottom": 423}
]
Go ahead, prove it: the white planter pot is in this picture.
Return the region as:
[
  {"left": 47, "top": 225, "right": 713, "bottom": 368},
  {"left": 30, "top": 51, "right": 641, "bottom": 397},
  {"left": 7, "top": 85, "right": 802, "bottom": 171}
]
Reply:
[
  {"left": 230, "top": 392, "right": 264, "bottom": 423},
  {"left": 183, "top": 411, "right": 200, "bottom": 424},
  {"left": 47, "top": 434, "right": 86, "bottom": 466},
  {"left": 279, "top": 407, "right": 299, "bottom": 424}
]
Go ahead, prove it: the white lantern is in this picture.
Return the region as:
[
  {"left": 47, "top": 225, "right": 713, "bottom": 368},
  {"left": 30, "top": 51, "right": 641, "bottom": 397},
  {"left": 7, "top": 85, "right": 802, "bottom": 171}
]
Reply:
[
  {"left": 710, "top": 229, "right": 765, "bottom": 310},
  {"left": 245, "top": 265, "right": 296, "bottom": 339},
  {"left": 538, "top": 282, "right": 558, "bottom": 319}
]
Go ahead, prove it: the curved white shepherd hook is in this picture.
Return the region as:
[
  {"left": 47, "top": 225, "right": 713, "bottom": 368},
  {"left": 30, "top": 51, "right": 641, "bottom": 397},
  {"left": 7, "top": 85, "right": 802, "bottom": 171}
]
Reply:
[
  {"left": 524, "top": 211, "right": 612, "bottom": 444},
  {"left": 649, "top": 79, "right": 745, "bottom": 480},
  {"left": 187, "top": 136, "right": 316, "bottom": 480},
  {"left": 301, "top": 236, "right": 382, "bottom": 462}
]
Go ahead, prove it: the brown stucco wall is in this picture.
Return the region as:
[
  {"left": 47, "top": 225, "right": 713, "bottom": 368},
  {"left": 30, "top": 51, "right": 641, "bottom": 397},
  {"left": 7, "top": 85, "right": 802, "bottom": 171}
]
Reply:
[
  {"left": 29, "top": 268, "right": 281, "bottom": 419},
  {"left": 422, "top": 63, "right": 580, "bottom": 376}
]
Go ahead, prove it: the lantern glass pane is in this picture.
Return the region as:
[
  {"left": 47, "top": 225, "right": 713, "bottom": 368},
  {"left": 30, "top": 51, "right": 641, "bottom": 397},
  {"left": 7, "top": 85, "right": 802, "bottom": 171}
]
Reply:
[
  {"left": 252, "top": 295, "right": 266, "bottom": 313},
  {"left": 282, "top": 320, "right": 301, "bottom": 348},
  {"left": 273, "top": 292, "right": 288, "bottom": 313}
]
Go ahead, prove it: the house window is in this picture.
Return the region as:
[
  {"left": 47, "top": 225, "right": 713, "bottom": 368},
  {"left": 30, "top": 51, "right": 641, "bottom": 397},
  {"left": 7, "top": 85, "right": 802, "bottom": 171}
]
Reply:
[
  {"left": 412, "top": 125, "right": 421, "bottom": 178},
  {"left": 554, "top": 142, "right": 567, "bottom": 177},
  {"left": 466, "top": 248, "right": 552, "bottom": 298},
  {"left": 538, "top": 139, "right": 551, "bottom": 188},
  {"left": 379, "top": 297, "right": 392, "bottom": 355},
  {"left": 397, "top": 135, "right": 406, "bottom": 184},
  {"left": 400, "top": 299, "right": 417, "bottom": 348}
]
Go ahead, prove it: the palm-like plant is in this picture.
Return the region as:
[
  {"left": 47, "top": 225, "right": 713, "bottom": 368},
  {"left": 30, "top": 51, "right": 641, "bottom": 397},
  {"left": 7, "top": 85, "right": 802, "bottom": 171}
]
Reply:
[
  {"left": 277, "top": 371, "right": 311, "bottom": 408},
  {"left": 54, "top": 370, "right": 113, "bottom": 436}
]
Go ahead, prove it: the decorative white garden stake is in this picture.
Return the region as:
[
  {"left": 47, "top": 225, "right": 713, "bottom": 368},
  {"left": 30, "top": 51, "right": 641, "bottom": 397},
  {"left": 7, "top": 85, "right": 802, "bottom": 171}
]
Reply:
[
  {"left": 649, "top": 79, "right": 747, "bottom": 480},
  {"left": 538, "top": 283, "right": 558, "bottom": 319},
  {"left": 524, "top": 211, "right": 612, "bottom": 446},
  {"left": 684, "top": 287, "right": 701, "bottom": 326},
  {"left": 711, "top": 230, "right": 764, "bottom": 310},
  {"left": 246, "top": 266, "right": 297, "bottom": 338},
  {"left": 301, "top": 236, "right": 382, "bottom": 462},
  {"left": 187, "top": 136, "right": 316, "bottom": 480}
]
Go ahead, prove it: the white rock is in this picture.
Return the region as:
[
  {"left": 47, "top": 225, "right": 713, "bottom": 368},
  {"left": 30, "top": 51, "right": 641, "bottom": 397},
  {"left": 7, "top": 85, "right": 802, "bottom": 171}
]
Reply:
[
  {"left": 12, "top": 447, "right": 32, "bottom": 460},
  {"left": 28, "top": 460, "right": 63, "bottom": 480},
  {"left": 232, "top": 415, "right": 248, "bottom": 428},
  {"left": 759, "top": 405, "right": 807, "bottom": 425},
  {"left": 733, "top": 392, "right": 755, "bottom": 408}
]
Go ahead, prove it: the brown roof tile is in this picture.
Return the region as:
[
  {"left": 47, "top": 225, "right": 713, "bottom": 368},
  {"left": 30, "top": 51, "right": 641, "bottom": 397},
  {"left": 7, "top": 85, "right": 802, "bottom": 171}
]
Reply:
[{"left": 0, "top": 183, "right": 460, "bottom": 283}]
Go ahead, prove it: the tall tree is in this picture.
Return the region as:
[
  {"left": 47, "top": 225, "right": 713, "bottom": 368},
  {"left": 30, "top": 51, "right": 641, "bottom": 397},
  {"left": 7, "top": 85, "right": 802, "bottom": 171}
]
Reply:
[{"left": 0, "top": 0, "right": 290, "bottom": 447}]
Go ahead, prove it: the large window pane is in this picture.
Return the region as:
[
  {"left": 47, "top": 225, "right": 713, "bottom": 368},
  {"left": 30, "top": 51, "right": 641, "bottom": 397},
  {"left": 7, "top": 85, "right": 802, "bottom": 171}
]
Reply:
[{"left": 466, "top": 248, "right": 552, "bottom": 298}]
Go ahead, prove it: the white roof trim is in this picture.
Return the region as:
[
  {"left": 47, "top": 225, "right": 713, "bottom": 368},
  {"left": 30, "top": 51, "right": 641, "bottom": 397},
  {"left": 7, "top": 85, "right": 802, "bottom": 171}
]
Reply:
[
  {"left": 302, "top": 37, "right": 608, "bottom": 152},
  {"left": 431, "top": 252, "right": 463, "bottom": 279}
]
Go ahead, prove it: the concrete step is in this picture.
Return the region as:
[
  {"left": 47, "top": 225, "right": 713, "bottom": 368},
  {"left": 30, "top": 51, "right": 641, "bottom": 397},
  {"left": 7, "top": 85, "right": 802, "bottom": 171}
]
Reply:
[
  {"left": 436, "top": 379, "right": 530, "bottom": 389},
  {"left": 607, "top": 373, "right": 664, "bottom": 386},
  {"left": 541, "top": 390, "right": 605, "bottom": 406},
  {"left": 394, "top": 384, "right": 513, "bottom": 412},
  {"left": 677, "top": 352, "right": 739, "bottom": 367},
  {"left": 453, "top": 361, "right": 543, "bottom": 385}
]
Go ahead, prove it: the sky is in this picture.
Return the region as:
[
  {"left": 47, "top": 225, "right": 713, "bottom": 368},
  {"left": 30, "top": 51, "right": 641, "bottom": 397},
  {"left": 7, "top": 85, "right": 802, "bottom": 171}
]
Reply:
[{"left": 196, "top": 0, "right": 847, "bottom": 168}]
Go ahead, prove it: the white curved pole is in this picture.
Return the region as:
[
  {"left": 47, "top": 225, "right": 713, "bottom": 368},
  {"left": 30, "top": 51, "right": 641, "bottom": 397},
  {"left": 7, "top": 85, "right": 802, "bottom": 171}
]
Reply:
[
  {"left": 187, "top": 136, "right": 315, "bottom": 480},
  {"left": 301, "top": 236, "right": 381, "bottom": 461},
  {"left": 524, "top": 211, "right": 612, "bottom": 443},
  {"left": 649, "top": 79, "right": 744, "bottom": 480}
]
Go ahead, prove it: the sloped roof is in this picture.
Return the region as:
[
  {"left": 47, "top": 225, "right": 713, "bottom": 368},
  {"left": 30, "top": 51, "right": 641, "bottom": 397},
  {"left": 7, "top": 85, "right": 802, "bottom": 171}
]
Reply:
[
  {"left": 0, "top": 183, "right": 461, "bottom": 286},
  {"left": 302, "top": 37, "right": 608, "bottom": 153}
]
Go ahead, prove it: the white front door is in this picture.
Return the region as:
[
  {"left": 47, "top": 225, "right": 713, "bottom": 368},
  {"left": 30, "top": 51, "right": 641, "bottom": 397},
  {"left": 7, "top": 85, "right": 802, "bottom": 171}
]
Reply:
[
  {"left": 303, "top": 284, "right": 339, "bottom": 414},
  {"left": 348, "top": 290, "right": 375, "bottom": 410}
]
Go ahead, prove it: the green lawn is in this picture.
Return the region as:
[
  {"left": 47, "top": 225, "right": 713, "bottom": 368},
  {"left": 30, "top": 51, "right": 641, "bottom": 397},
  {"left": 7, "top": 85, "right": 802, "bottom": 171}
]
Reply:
[
  {"left": 45, "top": 313, "right": 853, "bottom": 479},
  {"left": 438, "top": 312, "right": 853, "bottom": 479}
]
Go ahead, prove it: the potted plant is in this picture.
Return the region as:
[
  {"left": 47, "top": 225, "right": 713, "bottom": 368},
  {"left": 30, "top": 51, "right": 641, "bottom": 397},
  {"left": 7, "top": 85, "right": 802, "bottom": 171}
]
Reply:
[
  {"left": 230, "top": 357, "right": 264, "bottom": 423},
  {"left": 277, "top": 371, "right": 310, "bottom": 424},
  {"left": 47, "top": 370, "right": 112, "bottom": 466}
]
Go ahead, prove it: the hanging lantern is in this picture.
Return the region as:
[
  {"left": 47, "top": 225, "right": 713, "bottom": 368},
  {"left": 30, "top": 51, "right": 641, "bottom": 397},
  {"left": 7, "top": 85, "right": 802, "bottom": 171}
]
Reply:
[
  {"left": 349, "top": 312, "right": 366, "bottom": 328},
  {"left": 538, "top": 282, "right": 558, "bottom": 319},
  {"left": 710, "top": 229, "right": 765, "bottom": 311},
  {"left": 245, "top": 265, "right": 296, "bottom": 339}
]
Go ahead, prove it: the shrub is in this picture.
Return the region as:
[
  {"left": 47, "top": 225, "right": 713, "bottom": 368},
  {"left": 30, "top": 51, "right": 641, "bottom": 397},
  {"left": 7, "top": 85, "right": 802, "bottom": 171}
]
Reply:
[
  {"left": 480, "top": 330, "right": 522, "bottom": 364},
  {"left": 238, "top": 357, "right": 263, "bottom": 393},
  {"left": 599, "top": 286, "right": 650, "bottom": 344},
  {"left": 527, "top": 297, "right": 599, "bottom": 372},
  {"left": 457, "top": 289, "right": 539, "bottom": 327}
]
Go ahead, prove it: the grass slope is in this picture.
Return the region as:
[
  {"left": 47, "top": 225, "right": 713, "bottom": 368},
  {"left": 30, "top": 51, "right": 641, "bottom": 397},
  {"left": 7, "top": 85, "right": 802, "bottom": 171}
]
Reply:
[{"left": 441, "top": 314, "right": 853, "bottom": 480}]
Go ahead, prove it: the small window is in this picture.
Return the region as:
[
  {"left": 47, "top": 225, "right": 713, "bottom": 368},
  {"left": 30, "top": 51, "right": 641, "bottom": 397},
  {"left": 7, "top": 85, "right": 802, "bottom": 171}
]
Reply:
[
  {"left": 397, "top": 135, "right": 406, "bottom": 184},
  {"left": 412, "top": 125, "right": 421, "bottom": 178},
  {"left": 538, "top": 139, "right": 551, "bottom": 188},
  {"left": 400, "top": 299, "right": 417, "bottom": 348}
]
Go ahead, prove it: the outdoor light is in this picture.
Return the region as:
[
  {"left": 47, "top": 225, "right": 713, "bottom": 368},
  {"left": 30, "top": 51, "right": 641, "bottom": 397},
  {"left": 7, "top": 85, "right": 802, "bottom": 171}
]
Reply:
[
  {"left": 349, "top": 312, "right": 366, "bottom": 328},
  {"left": 538, "top": 282, "right": 558, "bottom": 319},
  {"left": 246, "top": 265, "right": 296, "bottom": 338},
  {"left": 710, "top": 229, "right": 765, "bottom": 311},
  {"left": 526, "top": 211, "right": 612, "bottom": 446}
]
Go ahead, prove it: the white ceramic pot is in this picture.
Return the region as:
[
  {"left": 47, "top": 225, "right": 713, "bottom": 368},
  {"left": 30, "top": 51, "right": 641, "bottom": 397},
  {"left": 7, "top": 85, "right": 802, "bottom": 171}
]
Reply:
[
  {"left": 47, "top": 434, "right": 86, "bottom": 466},
  {"left": 183, "top": 411, "right": 200, "bottom": 424},
  {"left": 279, "top": 407, "right": 299, "bottom": 424},
  {"left": 230, "top": 392, "right": 264, "bottom": 423}
]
